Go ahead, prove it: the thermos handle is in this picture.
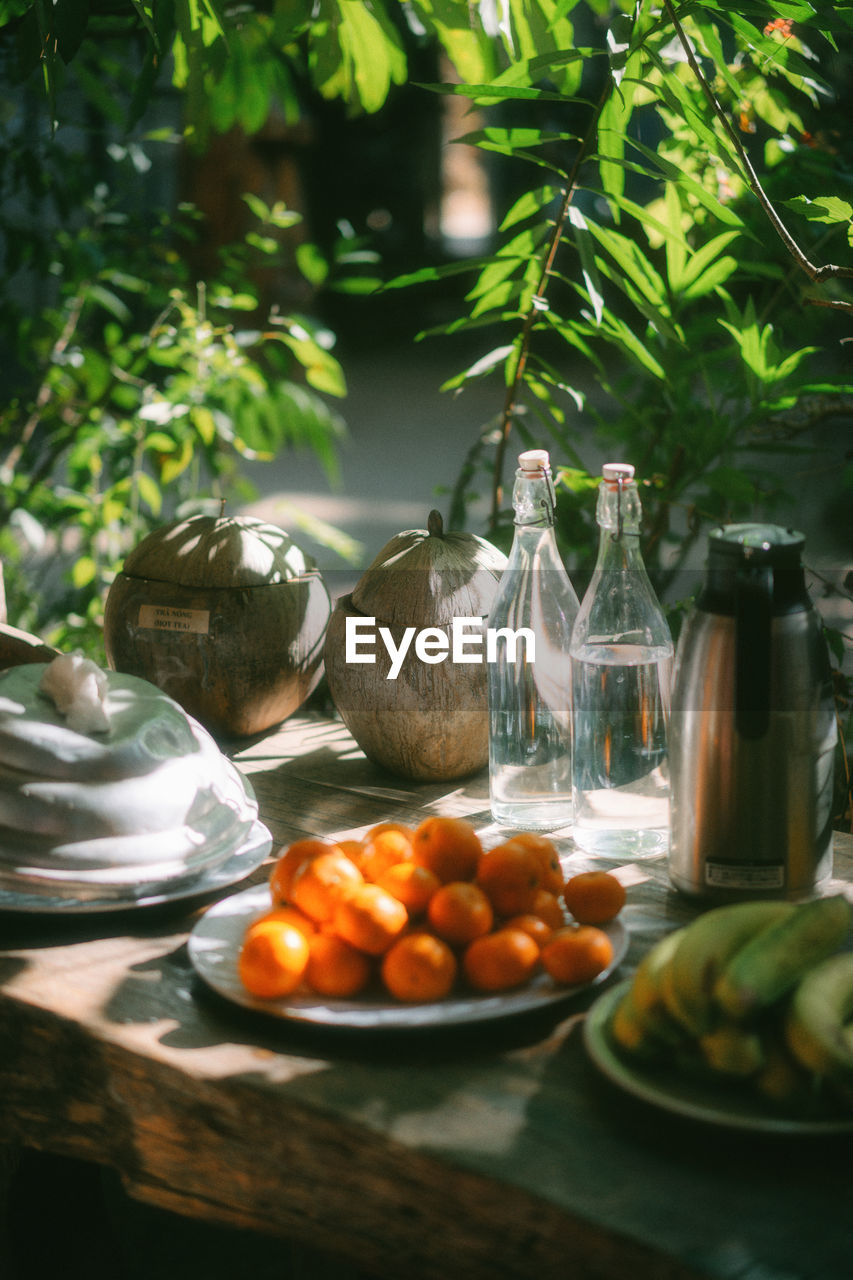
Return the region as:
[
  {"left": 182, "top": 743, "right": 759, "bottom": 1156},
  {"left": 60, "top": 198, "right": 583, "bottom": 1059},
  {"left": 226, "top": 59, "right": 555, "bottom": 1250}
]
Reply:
[{"left": 735, "top": 562, "right": 773, "bottom": 738}]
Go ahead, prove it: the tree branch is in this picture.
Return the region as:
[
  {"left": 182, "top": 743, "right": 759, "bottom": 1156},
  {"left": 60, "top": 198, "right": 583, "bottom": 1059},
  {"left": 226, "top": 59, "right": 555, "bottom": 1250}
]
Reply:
[
  {"left": 489, "top": 76, "right": 614, "bottom": 528},
  {"left": 663, "top": 0, "right": 853, "bottom": 285}
]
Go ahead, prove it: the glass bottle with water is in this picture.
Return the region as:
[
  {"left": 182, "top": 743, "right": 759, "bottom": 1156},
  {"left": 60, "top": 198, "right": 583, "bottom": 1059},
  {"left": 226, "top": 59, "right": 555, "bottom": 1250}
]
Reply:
[
  {"left": 570, "top": 463, "right": 673, "bottom": 858},
  {"left": 487, "top": 450, "right": 579, "bottom": 830}
]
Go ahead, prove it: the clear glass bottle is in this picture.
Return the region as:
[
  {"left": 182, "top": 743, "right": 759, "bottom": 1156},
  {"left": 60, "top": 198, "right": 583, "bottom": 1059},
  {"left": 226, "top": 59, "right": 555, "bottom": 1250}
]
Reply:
[
  {"left": 570, "top": 463, "right": 673, "bottom": 858},
  {"left": 487, "top": 449, "right": 579, "bottom": 830}
]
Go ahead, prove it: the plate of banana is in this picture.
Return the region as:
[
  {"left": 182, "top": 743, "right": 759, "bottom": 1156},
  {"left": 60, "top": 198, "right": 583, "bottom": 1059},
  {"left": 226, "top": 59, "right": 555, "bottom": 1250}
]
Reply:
[{"left": 583, "top": 893, "right": 853, "bottom": 1134}]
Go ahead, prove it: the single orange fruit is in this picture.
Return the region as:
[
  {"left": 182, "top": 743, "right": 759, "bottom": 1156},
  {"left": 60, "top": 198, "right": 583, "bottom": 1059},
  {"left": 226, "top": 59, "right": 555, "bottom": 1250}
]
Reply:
[
  {"left": 426, "top": 881, "right": 494, "bottom": 947},
  {"left": 238, "top": 919, "right": 310, "bottom": 999},
  {"left": 376, "top": 861, "right": 441, "bottom": 915},
  {"left": 411, "top": 816, "right": 483, "bottom": 884},
  {"left": 290, "top": 849, "right": 363, "bottom": 924},
  {"left": 305, "top": 931, "right": 372, "bottom": 998},
  {"left": 252, "top": 905, "right": 317, "bottom": 941},
  {"left": 364, "top": 820, "right": 415, "bottom": 842},
  {"left": 336, "top": 838, "right": 369, "bottom": 865},
  {"left": 475, "top": 840, "right": 541, "bottom": 916},
  {"left": 562, "top": 871, "right": 626, "bottom": 924},
  {"left": 509, "top": 832, "right": 565, "bottom": 895},
  {"left": 381, "top": 931, "right": 458, "bottom": 1002},
  {"left": 540, "top": 925, "right": 614, "bottom": 986},
  {"left": 269, "top": 838, "right": 339, "bottom": 904},
  {"left": 502, "top": 913, "right": 554, "bottom": 949},
  {"left": 359, "top": 827, "right": 414, "bottom": 883},
  {"left": 462, "top": 927, "right": 540, "bottom": 993},
  {"left": 332, "top": 882, "right": 409, "bottom": 956},
  {"left": 529, "top": 888, "right": 567, "bottom": 931}
]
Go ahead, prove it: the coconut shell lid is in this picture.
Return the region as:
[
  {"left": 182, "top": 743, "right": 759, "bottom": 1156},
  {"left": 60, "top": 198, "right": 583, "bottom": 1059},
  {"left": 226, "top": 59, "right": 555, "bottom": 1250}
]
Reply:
[
  {"left": 121, "top": 514, "right": 317, "bottom": 589},
  {"left": 351, "top": 510, "right": 507, "bottom": 627}
]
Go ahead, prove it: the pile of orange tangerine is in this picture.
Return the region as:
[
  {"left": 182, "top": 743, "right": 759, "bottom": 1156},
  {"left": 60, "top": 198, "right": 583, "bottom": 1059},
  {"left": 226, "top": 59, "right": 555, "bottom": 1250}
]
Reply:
[{"left": 238, "top": 815, "right": 626, "bottom": 1004}]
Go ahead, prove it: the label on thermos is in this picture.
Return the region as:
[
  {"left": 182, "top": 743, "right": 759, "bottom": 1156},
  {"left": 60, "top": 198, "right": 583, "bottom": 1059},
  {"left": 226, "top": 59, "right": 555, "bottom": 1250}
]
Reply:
[{"left": 705, "top": 860, "right": 785, "bottom": 890}]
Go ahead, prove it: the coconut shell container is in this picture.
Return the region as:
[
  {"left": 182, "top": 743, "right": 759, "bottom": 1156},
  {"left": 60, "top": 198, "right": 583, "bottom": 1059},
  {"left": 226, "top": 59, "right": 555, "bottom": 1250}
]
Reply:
[
  {"left": 104, "top": 512, "right": 331, "bottom": 738},
  {"left": 324, "top": 510, "right": 507, "bottom": 782}
]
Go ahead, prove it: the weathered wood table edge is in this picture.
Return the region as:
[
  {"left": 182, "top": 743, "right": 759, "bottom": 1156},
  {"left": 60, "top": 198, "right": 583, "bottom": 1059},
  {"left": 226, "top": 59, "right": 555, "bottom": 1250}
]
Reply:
[{"left": 1, "top": 710, "right": 852, "bottom": 1280}]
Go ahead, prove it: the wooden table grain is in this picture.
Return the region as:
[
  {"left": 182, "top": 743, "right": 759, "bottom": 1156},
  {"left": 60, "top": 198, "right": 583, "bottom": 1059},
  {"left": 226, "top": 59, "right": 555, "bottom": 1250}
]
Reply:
[{"left": 1, "top": 712, "right": 852, "bottom": 1280}]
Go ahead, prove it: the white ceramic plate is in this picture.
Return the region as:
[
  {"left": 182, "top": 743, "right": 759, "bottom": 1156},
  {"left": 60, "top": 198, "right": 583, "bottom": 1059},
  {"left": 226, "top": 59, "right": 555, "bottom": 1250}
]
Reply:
[
  {"left": 583, "top": 980, "right": 853, "bottom": 1135},
  {"left": 0, "top": 817, "right": 272, "bottom": 914},
  {"left": 188, "top": 883, "right": 629, "bottom": 1030}
]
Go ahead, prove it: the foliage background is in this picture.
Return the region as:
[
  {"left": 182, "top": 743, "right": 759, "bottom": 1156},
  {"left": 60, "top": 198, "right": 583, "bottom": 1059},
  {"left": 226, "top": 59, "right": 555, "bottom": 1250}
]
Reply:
[{"left": 0, "top": 0, "right": 851, "bottom": 821}]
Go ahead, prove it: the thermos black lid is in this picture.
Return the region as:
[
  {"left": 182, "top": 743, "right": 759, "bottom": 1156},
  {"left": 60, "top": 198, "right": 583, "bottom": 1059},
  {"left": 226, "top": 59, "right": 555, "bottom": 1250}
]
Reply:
[{"left": 708, "top": 522, "right": 805, "bottom": 566}]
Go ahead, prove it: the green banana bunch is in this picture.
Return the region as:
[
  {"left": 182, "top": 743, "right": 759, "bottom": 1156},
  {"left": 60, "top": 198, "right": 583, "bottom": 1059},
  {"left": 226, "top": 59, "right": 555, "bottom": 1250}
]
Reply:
[
  {"left": 610, "top": 930, "right": 687, "bottom": 1057},
  {"left": 607, "top": 894, "right": 853, "bottom": 1114},
  {"left": 660, "top": 900, "right": 795, "bottom": 1036},
  {"left": 785, "top": 951, "right": 853, "bottom": 1107},
  {"left": 714, "top": 895, "right": 852, "bottom": 1020}
]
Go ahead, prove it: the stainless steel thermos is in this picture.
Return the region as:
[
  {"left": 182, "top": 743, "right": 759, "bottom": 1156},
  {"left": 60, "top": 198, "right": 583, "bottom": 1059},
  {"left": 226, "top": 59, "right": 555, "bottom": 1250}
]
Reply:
[{"left": 668, "top": 524, "right": 837, "bottom": 901}]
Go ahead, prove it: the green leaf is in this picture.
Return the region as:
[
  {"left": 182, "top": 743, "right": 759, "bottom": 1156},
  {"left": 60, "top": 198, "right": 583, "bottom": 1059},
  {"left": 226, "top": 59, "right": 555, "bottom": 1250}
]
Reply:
[
  {"left": 409, "top": 0, "right": 500, "bottom": 86},
  {"left": 135, "top": 469, "right": 163, "bottom": 516},
  {"left": 310, "top": 0, "right": 407, "bottom": 114},
  {"left": 0, "top": 0, "right": 35, "bottom": 20},
  {"left": 499, "top": 185, "right": 561, "bottom": 232},
  {"left": 191, "top": 405, "right": 217, "bottom": 445},
  {"left": 718, "top": 304, "right": 781, "bottom": 383},
  {"left": 689, "top": 12, "right": 742, "bottom": 101},
  {"left": 773, "top": 344, "right": 820, "bottom": 381},
  {"left": 382, "top": 256, "right": 493, "bottom": 291},
  {"left": 543, "top": 315, "right": 607, "bottom": 375},
  {"left": 597, "top": 313, "right": 667, "bottom": 380},
  {"left": 142, "top": 432, "right": 178, "bottom": 453},
  {"left": 84, "top": 283, "right": 132, "bottom": 322},
  {"left": 416, "top": 82, "right": 576, "bottom": 105},
  {"left": 98, "top": 269, "right": 149, "bottom": 294},
  {"left": 246, "top": 232, "right": 280, "bottom": 256},
  {"left": 634, "top": 56, "right": 735, "bottom": 166},
  {"left": 466, "top": 227, "right": 544, "bottom": 301},
  {"left": 503, "top": 0, "right": 583, "bottom": 97},
  {"left": 469, "top": 277, "right": 527, "bottom": 319},
  {"left": 330, "top": 275, "right": 382, "bottom": 295},
  {"left": 681, "top": 254, "right": 738, "bottom": 299},
  {"left": 583, "top": 220, "right": 667, "bottom": 309},
  {"left": 662, "top": 183, "right": 688, "bottom": 292},
  {"left": 296, "top": 242, "right": 330, "bottom": 287},
  {"left": 555, "top": 467, "right": 600, "bottom": 496},
  {"left": 441, "top": 345, "right": 515, "bottom": 391},
  {"left": 567, "top": 206, "right": 604, "bottom": 327},
  {"left": 455, "top": 127, "right": 580, "bottom": 156},
  {"left": 158, "top": 436, "right": 194, "bottom": 484},
  {"left": 784, "top": 195, "right": 853, "bottom": 225},
  {"left": 53, "top": 0, "right": 90, "bottom": 64},
  {"left": 606, "top": 9, "right": 633, "bottom": 88},
  {"left": 210, "top": 291, "right": 258, "bottom": 311},
  {"left": 597, "top": 48, "right": 639, "bottom": 207},
  {"left": 71, "top": 555, "right": 96, "bottom": 589},
  {"left": 619, "top": 137, "right": 747, "bottom": 229},
  {"left": 266, "top": 496, "right": 362, "bottom": 564},
  {"left": 128, "top": 0, "right": 158, "bottom": 47},
  {"left": 271, "top": 324, "right": 347, "bottom": 397}
]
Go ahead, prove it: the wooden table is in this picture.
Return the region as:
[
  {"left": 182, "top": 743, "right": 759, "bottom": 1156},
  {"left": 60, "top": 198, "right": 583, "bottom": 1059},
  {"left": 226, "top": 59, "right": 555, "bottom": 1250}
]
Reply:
[{"left": 1, "top": 711, "right": 852, "bottom": 1280}]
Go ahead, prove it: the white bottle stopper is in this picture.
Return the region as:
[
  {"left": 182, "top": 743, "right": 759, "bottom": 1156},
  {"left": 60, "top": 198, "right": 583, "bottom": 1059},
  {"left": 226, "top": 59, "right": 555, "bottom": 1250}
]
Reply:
[
  {"left": 602, "top": 462, "right": 635, "bottom": 481},
  {"left": 518, "top": 449, "right": 550, "bottom": 472}
]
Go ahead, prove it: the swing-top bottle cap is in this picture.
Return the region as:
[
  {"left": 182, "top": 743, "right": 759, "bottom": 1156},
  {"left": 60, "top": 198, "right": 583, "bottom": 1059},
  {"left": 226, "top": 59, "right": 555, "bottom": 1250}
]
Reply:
[
  {"left": 602, "top": 462, "right": 635, "bottom": 482},
  {"left": 518, "top": 449, "right": 550, "bottom": 472}
]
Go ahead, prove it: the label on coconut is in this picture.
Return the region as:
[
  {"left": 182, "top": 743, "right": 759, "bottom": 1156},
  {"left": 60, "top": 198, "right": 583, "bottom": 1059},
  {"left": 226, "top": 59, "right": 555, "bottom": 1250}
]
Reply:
[{"left": 137, "top": 604, "right": 211, "bottom": 635}]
